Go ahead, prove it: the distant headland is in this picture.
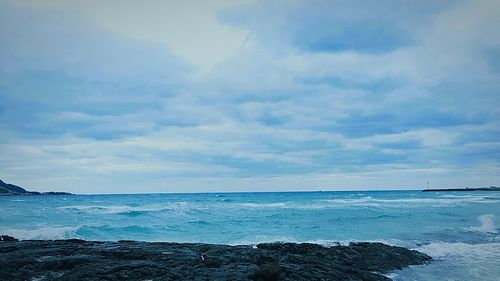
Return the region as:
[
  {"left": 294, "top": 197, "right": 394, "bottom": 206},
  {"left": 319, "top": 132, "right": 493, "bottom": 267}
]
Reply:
[
  {"left": 422, "top": 186, "right": 500, "bottom": 192},
  {"left": 0, "top": 179, "right": 72, "bottom": 196}
]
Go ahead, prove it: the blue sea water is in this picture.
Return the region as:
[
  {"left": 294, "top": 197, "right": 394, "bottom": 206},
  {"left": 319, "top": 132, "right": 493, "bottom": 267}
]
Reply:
[{"left": 1, "top": 190, "right": 499, "bottom": 280}]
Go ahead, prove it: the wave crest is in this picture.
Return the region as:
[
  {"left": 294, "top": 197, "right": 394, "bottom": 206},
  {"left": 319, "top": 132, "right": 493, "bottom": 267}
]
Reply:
[
  {"left": 0, "top": 226, "right": 79, "bottom": 240},
  {"left": 467, "top": 214, "right": 498, "bottom": 234}
]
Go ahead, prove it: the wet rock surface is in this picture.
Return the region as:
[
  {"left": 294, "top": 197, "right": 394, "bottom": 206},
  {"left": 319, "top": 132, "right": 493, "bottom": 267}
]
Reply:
[{"left": 0, "top": 238, "right": 431, "bottom": 280}]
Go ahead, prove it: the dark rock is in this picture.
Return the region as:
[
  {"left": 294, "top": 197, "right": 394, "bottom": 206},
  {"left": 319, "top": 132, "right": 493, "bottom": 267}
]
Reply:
[
  {"left": 252, "top": 263, "right": 282, "bottom": 281},
  {"left": 63, "top": 239, "right": 86, "bottom": 243},
  {"left": 0, "top": 237, "right": 431, "bottom": 281},
  {"left": 42, "top": 191, "right": 73, "bottom": 195},
  {"left": 0, "top": 235, "right": 18, "bottom": 242}
]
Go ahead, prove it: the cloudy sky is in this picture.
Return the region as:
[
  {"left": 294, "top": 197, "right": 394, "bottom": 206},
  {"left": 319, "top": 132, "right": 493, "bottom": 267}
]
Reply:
[{"left": 1, "top": 0, "right": 499, "bottom": 193}]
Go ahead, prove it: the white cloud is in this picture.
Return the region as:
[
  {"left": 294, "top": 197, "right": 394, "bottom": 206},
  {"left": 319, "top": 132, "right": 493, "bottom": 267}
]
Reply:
[
  {"left": 8, "top": 0, "right": 254, "bottom": 69},
  {"left": 1, "top": 0, "right": 499, "bottom": 193}
]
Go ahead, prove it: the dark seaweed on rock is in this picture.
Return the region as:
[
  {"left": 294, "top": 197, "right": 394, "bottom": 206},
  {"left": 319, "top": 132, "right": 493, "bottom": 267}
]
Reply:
[{"left": 0, "top": 238, "right": 431, "bottom": 281}]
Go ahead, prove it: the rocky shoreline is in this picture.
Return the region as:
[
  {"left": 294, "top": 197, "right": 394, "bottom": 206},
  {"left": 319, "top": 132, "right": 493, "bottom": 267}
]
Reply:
[{"left": 0, "top": 235, "right": 431, "bottom": 281}]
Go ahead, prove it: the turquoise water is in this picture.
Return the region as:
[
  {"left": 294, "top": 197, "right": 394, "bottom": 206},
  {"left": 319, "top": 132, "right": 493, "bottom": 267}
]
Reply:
[{"left": 1, "top": 190, "right": 499, "bottom": 280}]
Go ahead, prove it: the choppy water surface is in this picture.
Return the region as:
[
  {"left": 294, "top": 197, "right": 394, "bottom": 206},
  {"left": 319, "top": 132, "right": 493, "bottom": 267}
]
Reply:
[{"left": 1, "top": 190, "right": 499, "bottom": 280}]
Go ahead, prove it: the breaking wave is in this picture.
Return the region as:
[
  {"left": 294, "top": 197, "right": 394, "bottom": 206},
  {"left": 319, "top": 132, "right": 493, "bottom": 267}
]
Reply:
[
  {"left": 466, "top": 214, "right": 498, "bottom": 234},
  {"left": 59, "top": 202, "right": 206, "bottom": 215},
  {"left": 237, "top": 203, "right": 287, "bottom": 208},
  {"left": 318, "top": 196, "right": 499, "bottom": 207},
  {"left": 418, "top": 241, "right": 500, "bottom": 259},
  {"left": 0, "top": 226, "right": 80, "bottom": 240}
]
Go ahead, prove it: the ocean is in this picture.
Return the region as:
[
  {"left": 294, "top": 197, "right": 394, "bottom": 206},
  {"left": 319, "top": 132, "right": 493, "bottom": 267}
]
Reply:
[{"left": 1, "top": 190, "right": 499, "bottom": 280}]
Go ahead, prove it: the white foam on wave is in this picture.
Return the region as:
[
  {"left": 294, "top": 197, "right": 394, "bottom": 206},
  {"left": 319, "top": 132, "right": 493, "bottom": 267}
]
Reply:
[
  {"left": 308, "top": 238, "right": 416, "bottom": 248},
  {"left": 320, "top": 197, "right": 375, "bottom": 204},
  {"left": 59, "top": 202, "right": 204, "bottom": 214},
  {"left": 302, "top": 239, "right": 347, "bottom": 247},
  {"left": 320, "top": 196, "right": 499, "bottom": 206},
  {"left": 0, "top": 226, "right": 80, "bottom": 240},
  {"left": 418, "top": 241, "right": 500, "bottom": 259},
  {"left": 236, "top": 203, "right": 287, "bottom": 208},
  {"left": 392, "top": 241, "right": 500, "bottom": 281},
  {"left": 237, "top": 195, "right": 500, "bottom": 210},
  {"left": 466, "top": 214, "right": 498, "bottom": 234},
  {"left": 228, "top": 236, "right": 413, "bottom": 249},
  {"left": 229, "top": 235, "right": 299, "bottom": 246}
]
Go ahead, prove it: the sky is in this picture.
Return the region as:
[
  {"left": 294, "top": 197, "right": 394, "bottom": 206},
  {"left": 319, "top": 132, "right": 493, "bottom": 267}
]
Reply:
[{"left": 1, "top": 0, "right": 500, "bottom": 193}]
